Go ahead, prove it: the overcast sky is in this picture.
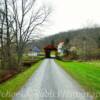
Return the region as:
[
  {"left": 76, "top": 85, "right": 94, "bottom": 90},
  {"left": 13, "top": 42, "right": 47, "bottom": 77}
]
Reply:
[{"left": 37, "top": 0, "right": 100, "bottom": 36}]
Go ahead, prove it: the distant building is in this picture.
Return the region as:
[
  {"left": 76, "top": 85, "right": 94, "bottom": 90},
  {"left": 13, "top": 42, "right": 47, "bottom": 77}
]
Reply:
[
  {"left": 32, "top": 46, "right": 40, "bottom": 56},
  {"left": 57, "top": 41, "right": 64, "bottom": 56},
  {"left": 44, "top": 45, "right": 57, "bottom": 58}
]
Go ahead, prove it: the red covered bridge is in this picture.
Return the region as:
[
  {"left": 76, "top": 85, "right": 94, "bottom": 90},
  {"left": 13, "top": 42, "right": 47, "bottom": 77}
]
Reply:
[{"left": 44, "top": 45, "right": 57, "bottom": 58}]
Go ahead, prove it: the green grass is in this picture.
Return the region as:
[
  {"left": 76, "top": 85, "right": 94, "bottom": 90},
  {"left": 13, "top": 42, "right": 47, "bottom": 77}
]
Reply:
[
  {"left": 23, "top": 55, "right": 44, "bottom": 61},
  {"left": 56, "top": 60, "right": 100, "bottom": 100},
  {"left": 0, "top": 61, "right": 42, "bottom": 100}
]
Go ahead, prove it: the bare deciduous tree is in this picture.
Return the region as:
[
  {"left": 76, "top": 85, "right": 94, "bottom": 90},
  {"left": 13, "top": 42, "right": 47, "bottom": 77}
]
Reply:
[
  {"left": 11, "top": 0, "right": 51, "bottom": 67},
  {"left": 0, "top": 0, "right": 51, "bottom": 69}
]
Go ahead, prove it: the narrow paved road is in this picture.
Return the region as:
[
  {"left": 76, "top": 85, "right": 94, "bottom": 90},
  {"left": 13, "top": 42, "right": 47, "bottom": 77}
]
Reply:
[{"left": 13, "top": 59, "right": 93, "bottom": 100}]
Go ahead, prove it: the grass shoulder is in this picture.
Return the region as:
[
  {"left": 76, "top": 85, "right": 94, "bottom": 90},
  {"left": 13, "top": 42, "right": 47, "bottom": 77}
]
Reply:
[
  {"left": 0, "top": 60, "right": 42, "bottom": 100},
  {"left": 55, "top": 60, "right": 100, "bottom": 100}
]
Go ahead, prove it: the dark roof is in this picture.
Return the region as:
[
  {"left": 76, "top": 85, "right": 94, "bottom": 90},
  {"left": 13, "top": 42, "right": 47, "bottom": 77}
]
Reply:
[{"left": 44, "top": 45, "right": 57, "bottom": 50}]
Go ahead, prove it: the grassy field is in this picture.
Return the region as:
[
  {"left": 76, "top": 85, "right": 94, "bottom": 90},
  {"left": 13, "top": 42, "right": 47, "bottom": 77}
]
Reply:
[
  {"left": 56, "top": 60, "right": 100, "bottom": 100},
  {"left": 0, "top": 61, "right": 42, "bottom": 100}
]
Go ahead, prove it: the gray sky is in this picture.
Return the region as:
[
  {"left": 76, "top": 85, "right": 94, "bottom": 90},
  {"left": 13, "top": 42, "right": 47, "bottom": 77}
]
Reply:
[{"left": 37, "top": 0, "right": 100, "bottom": 36}]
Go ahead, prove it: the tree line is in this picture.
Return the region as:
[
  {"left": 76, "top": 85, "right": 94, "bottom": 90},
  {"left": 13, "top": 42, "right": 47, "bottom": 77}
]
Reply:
[{"left": 34, "top": 27, "right": 100, "bottom": 60}]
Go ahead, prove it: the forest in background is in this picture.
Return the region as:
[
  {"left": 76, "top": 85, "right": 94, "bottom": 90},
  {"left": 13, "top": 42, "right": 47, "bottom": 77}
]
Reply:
[{"left": 33, "top": 27, "right": 100, "bottom": 60}]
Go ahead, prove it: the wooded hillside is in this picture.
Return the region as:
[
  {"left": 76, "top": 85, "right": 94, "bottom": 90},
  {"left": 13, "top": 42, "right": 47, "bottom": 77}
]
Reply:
[{"left": 33, "top": 27, "right": 100, "bottom": 59}]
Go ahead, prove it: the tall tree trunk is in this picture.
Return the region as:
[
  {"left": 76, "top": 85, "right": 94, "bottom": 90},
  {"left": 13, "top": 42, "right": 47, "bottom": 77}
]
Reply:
[
  {"left": 0, "top": 26, "right": 4, "bottom": 68},
  {"left": 5, "top": 0, "right": 12, "bottom": 68},
  {"left": 0, "top": 14, "right": 5, "bottom": 69}
]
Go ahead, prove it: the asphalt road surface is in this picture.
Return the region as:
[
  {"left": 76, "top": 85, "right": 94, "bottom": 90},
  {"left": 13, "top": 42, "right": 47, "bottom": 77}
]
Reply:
[{"left": 13, "top": 59, "right": 93, "bottom": 100}]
